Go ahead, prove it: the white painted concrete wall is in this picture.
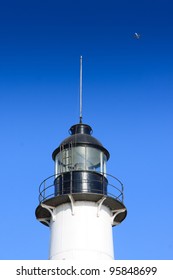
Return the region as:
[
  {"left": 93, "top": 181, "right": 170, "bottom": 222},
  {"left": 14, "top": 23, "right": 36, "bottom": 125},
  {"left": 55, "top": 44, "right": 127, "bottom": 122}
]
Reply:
[{"left": 49, "top": 201, "right": 114, "bottom": 260}]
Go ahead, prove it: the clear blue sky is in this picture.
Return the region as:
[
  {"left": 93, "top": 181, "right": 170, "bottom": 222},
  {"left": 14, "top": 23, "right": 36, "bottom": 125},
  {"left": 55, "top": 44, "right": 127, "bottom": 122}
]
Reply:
[{"left": 0, "top": 0, "right": 173, "bottom": 259}]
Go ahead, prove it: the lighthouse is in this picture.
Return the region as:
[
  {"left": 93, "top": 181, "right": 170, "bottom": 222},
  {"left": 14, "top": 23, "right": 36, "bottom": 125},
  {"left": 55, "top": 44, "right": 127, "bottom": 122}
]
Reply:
[{"left": 35, "top": 57, "right": 127, "bottom": 260}]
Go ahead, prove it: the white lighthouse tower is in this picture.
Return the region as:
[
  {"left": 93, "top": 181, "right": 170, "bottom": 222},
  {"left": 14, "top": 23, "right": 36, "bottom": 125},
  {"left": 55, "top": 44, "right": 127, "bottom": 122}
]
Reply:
[{"left": 35, "top": 58, "right": 127, "bottom": 260}]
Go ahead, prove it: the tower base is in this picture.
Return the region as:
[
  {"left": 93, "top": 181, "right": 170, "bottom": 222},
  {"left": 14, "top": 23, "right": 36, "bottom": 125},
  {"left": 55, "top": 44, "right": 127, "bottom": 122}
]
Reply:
[{"left": 49, "top": 201, "right": 114, "bottom": 260}]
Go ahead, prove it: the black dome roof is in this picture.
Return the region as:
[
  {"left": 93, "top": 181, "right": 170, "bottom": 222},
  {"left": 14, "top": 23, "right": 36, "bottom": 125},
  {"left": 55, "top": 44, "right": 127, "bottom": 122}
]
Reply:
[{"left": 52, "top": 123, "right": 110, "bottom": 160}]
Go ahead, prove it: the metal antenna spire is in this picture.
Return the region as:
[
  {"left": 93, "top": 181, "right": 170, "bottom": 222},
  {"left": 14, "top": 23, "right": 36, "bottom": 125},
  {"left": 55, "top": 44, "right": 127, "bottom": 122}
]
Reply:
[{"left": 79, "top": 55, "right": 83, "bottom": 123}]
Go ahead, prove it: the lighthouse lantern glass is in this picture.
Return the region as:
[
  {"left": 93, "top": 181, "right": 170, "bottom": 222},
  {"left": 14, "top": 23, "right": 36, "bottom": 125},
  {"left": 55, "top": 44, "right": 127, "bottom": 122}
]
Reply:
[{"left": 55, "top": 146, "right": 107, "bottom": 175}]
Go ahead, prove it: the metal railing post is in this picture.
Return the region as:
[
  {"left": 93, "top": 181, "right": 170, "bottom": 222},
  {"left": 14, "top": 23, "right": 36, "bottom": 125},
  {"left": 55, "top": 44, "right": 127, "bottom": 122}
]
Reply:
[
  {"left": 62, "top": 173, "right": 64, "bottom": 195},
  {"left": 43, "top": 180, "right": 46, "bottom": 202},
  {"left": 70, "top": 171, "right": 72, "bottom": 193},
  {"left": 122, "top": 183, "right": 124, "bottom": 203}
]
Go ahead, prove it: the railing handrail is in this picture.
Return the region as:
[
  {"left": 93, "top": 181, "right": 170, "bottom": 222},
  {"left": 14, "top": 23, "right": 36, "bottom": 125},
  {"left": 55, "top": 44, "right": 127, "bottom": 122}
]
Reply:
[{"left": 38, "top": 171, "right": 124, "bottom": 204}]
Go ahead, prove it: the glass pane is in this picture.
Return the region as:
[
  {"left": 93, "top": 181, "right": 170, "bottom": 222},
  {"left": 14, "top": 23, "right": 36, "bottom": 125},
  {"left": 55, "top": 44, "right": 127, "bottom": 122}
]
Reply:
[
  {"left": 72, "top": 146, "right": 86, "bottom": 170},
  {"left": 103, "top": 154, "right": 107, "bottom": 174},
  {"left": 55, "top": 146, "right": 107, "bottom": 174},
  {"left": 55, "top": 149, "right": 72, "bottom": 173},
  {"left": 86, "top": 147, "right": 100, "bottom": 171}
]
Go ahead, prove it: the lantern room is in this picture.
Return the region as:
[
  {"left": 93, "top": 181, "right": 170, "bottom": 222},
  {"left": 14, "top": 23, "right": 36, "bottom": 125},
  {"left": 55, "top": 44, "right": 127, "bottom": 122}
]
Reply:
[{"left": 52, "top": 123, "right": 110, "bottom": 195}]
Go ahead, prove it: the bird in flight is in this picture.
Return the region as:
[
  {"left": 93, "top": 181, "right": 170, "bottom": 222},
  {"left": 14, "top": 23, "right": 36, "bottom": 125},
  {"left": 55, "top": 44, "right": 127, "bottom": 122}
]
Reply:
[{"left": 134, "top": 32, "right": 141, "bottom": 39}]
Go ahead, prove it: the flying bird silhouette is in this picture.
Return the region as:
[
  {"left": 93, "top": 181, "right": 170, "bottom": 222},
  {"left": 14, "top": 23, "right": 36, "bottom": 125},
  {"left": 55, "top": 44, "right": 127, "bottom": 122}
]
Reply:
[{"left": 134, "top": 33, "right": 141, "bottom": 39}]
